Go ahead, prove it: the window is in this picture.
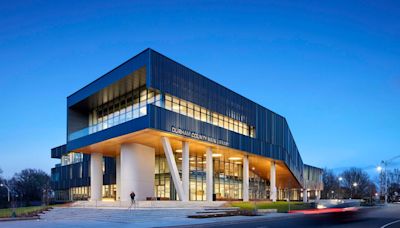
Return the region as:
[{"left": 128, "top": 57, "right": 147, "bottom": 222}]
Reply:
[
  {"left": 159, "top": 94, "right": 255, "bottom": 138},
  {"left": 84, "top": 88, "right": 161, "bottom": 137},
  {"left": 61, "top": 152, "right": 83, "bottom": 166}
]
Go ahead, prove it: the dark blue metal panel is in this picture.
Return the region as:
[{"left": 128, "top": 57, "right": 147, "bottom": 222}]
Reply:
[
  {"left": 51, "top": 144, "right": 67, "bottom": 158},
  {"left": 67, "top": 49, "right": 150, "bottom": 107},
  {"left": 149, "top": 50, "right": 257, "bottom": 126},
  {"left": 51, "top": 155, "right": 116, "bottom": 190}
]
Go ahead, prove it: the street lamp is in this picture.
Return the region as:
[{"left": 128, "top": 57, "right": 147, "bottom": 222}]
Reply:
[
  {"left": 0, "top": 183, "right": 10, "bottom": 202},
  {"left": 338, "top": 177, "right": 343, "bottom": 199},
  {"left": 377, "top": 163, "right": 385, "bottom": 203},
  {"left": 351, "top": 182, "right": 358, "bottom": 199},
  {"left": 378, "top": 155, "right": 400, "bottom": 205}
]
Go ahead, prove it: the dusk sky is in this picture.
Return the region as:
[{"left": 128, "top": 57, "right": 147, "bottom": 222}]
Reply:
[{"left": 0, "top": 1, "right": 399, "bottom": 178}]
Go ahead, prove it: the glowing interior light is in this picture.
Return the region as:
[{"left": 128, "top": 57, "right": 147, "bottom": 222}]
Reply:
[
  {"left": 228, "top": 157, "right": 242, "bottom": 161},
  {"left": 203, "top": 153, "right": 222, "bottom": 157}
]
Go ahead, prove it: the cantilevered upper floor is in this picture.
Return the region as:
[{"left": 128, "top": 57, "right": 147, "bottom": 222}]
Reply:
[{"left": 65, "top": 48, "right": 305, "bottom": 187}]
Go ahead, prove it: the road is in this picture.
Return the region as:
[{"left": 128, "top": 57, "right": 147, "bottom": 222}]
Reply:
[{"left": 189, "top": 204, "right": 400, "bottom": 228}]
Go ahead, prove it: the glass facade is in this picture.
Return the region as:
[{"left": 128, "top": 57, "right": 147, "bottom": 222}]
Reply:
[
  {"left": 61, "top": 152, "right": 83, "bottom": 166},
  {"left": 87, "top": 87, "right": 161, "bottom": 136},
  {"left": 102, "top": 184, "right": 116, "bottom": 199},
  {"left": 278, "top": 189, "right": 301, "bottom": 201},
  {"left": 164, "top": 94, "right": 256, "bottom": 138},
  {"left": 70, "top": 90, "right": 256, "bottom": 141},
  {"left": 54, "top": 152, "right": 305, "bottom": 202},
  {"left": 154, "top": 155, "right": 172, "bottom": 200},
  {"left": 213, "top": 157, "right": 243, "bottom": 200},
  {"left": 153, "top": 153, "right": 271, "bottom": 201},
  {"left": 249, "top": 170, "right": 269, "bottom": 200},
  {"left": 71, "top": 186, "right": 90, "bottom": 201},
  {"left": 54, "top": 185, "right": 117, "bottom": 201}
]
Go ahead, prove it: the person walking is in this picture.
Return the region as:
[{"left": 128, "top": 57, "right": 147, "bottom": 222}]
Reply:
[{"left": 129, "top": 191, "right": 136, "bottom": 209}]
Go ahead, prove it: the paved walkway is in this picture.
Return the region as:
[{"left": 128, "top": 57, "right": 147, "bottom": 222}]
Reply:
[{"left": 0, "top": 207, "right": 294, "bottom": 228}]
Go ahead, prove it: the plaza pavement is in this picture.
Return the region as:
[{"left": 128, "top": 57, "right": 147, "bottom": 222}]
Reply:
[{"left": 0, "top": 207, "right": 295, "bottom": 228}]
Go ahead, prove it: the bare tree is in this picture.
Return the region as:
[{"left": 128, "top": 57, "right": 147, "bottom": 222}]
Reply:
[
  {"left": 387, "top": 169, "right": 400, "bottom": 201},
  {"left": 0, "top": 168, "right": 9, "bottom": 208},
  {"left": 10, "top": 169, "right": 51, "bottom": 206},
  {"left": 321, "top": 168, "right": 339, "bottom": 199},
  {"left": 340, "top": 167, "right": 376, "bottom": 199}
]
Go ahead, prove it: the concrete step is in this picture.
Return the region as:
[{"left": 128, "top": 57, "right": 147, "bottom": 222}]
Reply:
[
  {"left": 39, "top": 207, "right": 202, "bottom": 223},
  {"left": 69, "top": 200, "right": 227, "bottom": 209}
]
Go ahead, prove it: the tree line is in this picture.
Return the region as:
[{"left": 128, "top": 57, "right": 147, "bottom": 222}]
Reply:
[
  {"left": 0, "top": 168, "right": 51, "bottom": 208},
  {"left": 322, "top": 167, "right": 400, "bottom": 202}
]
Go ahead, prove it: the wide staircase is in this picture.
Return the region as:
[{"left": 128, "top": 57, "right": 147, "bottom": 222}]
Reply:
[
  {"left": 39, "top": 202, "right": 240, "bottom": 225},
  {"left": 40, "top": 207, "right": 200, "bottom": 224},
  {"left": 71, "top": 200, "right": 227, "bottom": 209}
]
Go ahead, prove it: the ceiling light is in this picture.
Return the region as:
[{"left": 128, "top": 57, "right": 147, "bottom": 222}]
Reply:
[
  {"left": 178, "top": 157, "right": 195, "bottom": 161},
  {"left": 228, "top": 157, "right": 242, "bottom": 161},
  {"left": 175, "top": 149, "right": 182, "bottom": 153},
  {"left": 203, "top": 153, "right": 222, "bottom": 157}
]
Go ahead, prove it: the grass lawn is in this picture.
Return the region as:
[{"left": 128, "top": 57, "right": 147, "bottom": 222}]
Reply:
[
  {"left": 228, "top": 201, "right": 313, "bottom": 213},
  {"left": 0, "top": 206, "right": 51, "bottom": 218}
]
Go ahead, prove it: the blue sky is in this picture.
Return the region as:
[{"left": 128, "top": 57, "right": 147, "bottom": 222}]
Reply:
[{"left": 0, "top": 1, "right": 399, "bottom": 178}]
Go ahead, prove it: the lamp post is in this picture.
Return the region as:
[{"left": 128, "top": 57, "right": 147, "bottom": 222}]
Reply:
[
  {"left": 338, "top": 177, "right": 343, "bottom": 199},
  {"left": 352, "top": 182, "right": 358, "bottom": 199},
  {"left": 377, "top": 163, "right": 385, "bottom": 204},
  {"left": 0, "top": 183, "right": 10, "bottom": 202},
  {"left": 377, "top": 155, "right": 400, "bottom": 205},
  {"left": 0, "top": 182, "right": 16, "bottom": 217}
]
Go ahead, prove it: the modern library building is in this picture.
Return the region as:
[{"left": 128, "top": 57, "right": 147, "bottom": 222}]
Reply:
[{"left": 51, "top": 48, "right": 323, "bottom": 203}]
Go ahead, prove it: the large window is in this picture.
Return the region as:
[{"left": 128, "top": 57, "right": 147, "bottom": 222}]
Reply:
[
  {"left": 164, "top": 94, "right": 256, "bottom": 138},
  {"left": 154, "top": 153, "right": 271, "bottom": 201},
  {"left": 249, "top": 170, "right": 269, "bottom": 200},
  {"left": 88, "top": 87, "right": 161, "bottom": 135},
  {"left": 61, "top": 152, "right": 83, "bottom": 166},
  {"left": 71, "top": 186, "right": 90, "bottom": 201},
  {"left": 155, "top": 156, "right": 172, "bottom": 200},
  {"left": 213, "top": 157, "right": 243, "bottom": 200}
]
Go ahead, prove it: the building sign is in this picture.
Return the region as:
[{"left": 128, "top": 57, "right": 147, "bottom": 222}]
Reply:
[{"left": 171, "top": 126, "right": 229, "bottom": 147}]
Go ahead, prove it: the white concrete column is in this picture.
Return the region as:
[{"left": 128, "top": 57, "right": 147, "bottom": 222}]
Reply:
[
  {"left": 116, "top": 155, "right": 121, "bottom": 201},
  {"left": 206, "top": 147, "right": 213, "bottom": 202},
  {"left": 303, "top": 189, "right": 308, "bottom": 203},
  {"left": 161, "top": 137, "right": 184, "bottom": 201},
  {"left": 90, "top": 152, "right": 103, "bottom": 201},
  {"left": 182, "top": 141, "right": 190, "bottom": 202},
  {"left": 243, "top": 156, "right": 249, "bottom": 202},
  {"left": 316, "top": 190, "right": 320, "bottom": 202},
  {"left": 270, "top": 160, "right": 277, "bottom": 202},
  {"left": 69, "top": 189, "right": 74, "bottom": 201},
  {"left": 120, "top": 143, "right": 155, "bottom": 202}
]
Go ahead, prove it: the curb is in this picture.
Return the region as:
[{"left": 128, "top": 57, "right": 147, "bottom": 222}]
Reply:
[{"left": 0, "top": 216, "right": 40, "bottom": 222}]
